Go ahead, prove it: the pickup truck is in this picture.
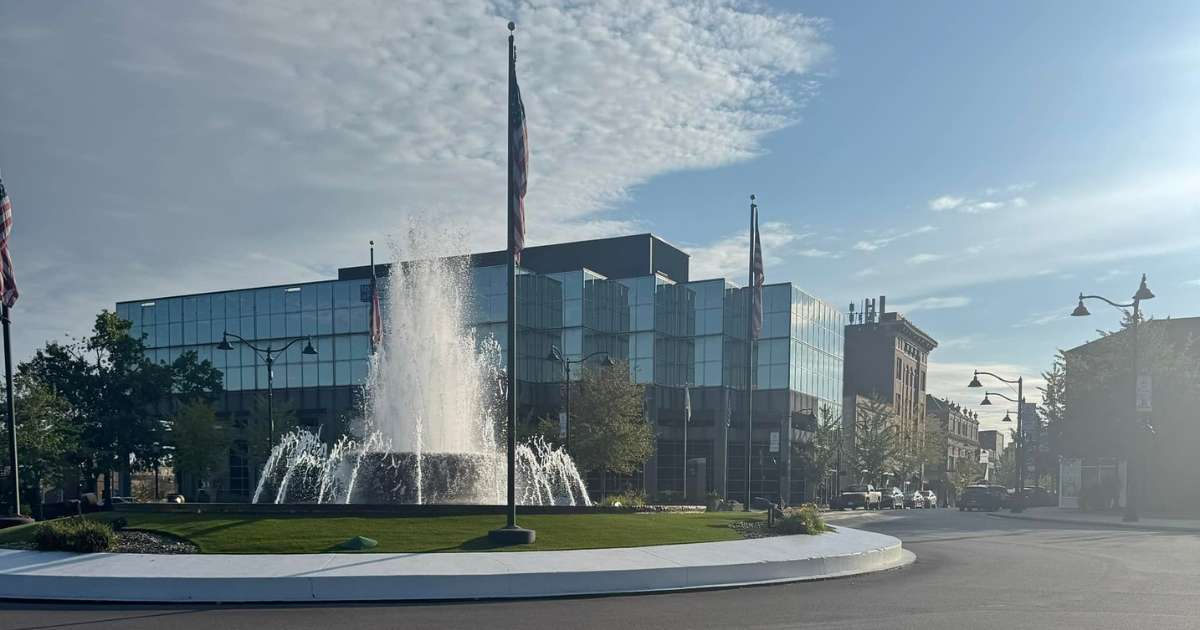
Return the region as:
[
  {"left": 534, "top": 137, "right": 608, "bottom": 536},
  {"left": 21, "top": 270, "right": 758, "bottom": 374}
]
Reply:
[{"left": 840, "top": 484, "right": 881, "bottom": 510}]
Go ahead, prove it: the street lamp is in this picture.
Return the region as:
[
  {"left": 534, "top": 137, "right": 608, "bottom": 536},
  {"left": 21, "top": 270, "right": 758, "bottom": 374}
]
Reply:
[
  {"left": 968, "top": 370, "right": 1026, "bottom": 511},
  {"left": 545, "top": 346, "right": 615, "bottom": 452},
  {"left": 1070, "top": 273, "right": 1154, "bottom": 522},
  {"left": 218, "top": 332, "right": 317, "bottom": 454}
]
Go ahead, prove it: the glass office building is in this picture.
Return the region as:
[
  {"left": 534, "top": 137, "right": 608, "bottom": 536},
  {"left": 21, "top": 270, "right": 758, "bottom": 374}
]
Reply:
[{"left": 117, "top": 234, "right": 842, "bottom": 503}]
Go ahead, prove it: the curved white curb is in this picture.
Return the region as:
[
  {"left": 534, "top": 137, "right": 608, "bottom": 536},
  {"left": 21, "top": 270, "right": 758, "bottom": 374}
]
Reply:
[{"left": 0, "top": 526, "right": 910, "bottom": 602}]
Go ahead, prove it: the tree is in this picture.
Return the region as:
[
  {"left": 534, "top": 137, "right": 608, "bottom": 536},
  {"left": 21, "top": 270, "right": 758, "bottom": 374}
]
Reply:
[
  {"left": 1038, "top": 353, "right": 1067, "bottom": 489},
  {"left": 20, "top": 310, "right": 224, "bottom": 498},
  {"left": 170, "top": 400, "right": 230, "bottom": 498},
  {"left": 793, "top": 405, "right": 841, "bottom": 502},
  {"left": 244, "top": 394, "right": 301, "bottom": 464},
  {"left": 851, "top": 396, "right": 903, "bottom": 486},
  {"left": 570, "top": 361, "right": 653, "bottom": 497},
  {"left": 6, "top": 373, "right": 78, "bottom": 514}
]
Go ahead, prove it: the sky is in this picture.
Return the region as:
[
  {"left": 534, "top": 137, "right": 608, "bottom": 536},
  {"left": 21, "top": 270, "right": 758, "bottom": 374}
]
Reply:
[{"left": 1, "top": 1, "right": 1197, "bottom": 434}]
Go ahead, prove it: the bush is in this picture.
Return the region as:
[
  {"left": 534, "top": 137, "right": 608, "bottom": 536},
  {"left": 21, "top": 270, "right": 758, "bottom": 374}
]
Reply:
[
  {"left": 771, "top": 504, "right": 829, "bottom": 535},
  {"left": 601, "top": 488, "right": 646, "bottom": 508},
  {"left": 34, "top": 517, "right": 117, "bottom": 552}
]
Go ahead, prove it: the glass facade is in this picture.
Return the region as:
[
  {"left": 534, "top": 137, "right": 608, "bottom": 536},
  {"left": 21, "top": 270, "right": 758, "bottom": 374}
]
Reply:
[
  {"left": 115, "top": 236, "right": 844, "bottom": 504},
  {"left": 116, "top": 278, "right": 374, "bottom": 392}
]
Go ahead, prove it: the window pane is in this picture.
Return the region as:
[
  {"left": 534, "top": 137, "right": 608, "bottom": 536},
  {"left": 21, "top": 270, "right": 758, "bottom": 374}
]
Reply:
[
  {"left": 350, "top": 306, "right": 368, "bottom": 333},
  {"left": 335, "top": 360, "right": 351, "bottom": 385},
  {"left": 334, "top": 308, "right": 350, "bottom": 334},
  {"left": 351, "top": 334, "right": 369, "bottom": 359},
  {"left": 319, "top": 362, "right": 334, "bottom": 386},
  {"left": 287, "top": 365, "right": 301, "bottom": 389},
  {"left": 352, "top": 359, "right": 368, "bottom": 385}
]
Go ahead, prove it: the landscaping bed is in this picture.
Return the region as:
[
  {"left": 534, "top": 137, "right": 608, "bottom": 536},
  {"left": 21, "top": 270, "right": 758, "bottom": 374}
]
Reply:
[
  {"left": 0, "top": 506, "right": 828, "bottom": 554},
  {"left": 0, "top": 511, "right": 772, "bottom": 554}
]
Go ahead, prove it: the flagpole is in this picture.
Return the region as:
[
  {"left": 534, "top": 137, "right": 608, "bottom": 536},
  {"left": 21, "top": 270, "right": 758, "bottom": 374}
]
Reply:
[
  {"left": 745, "top": 195, "right": 756, "bottom": 511},
  {"left": 3, "top": 305, "right": 18, "bottom": 517},
  {"left": 682, "top": 384, "right": 689, "bottom": 502},
  {"left": 369, "top": 241, "right": 376, "bottom": 354},
  {"left": 490, "top": 21, "right": 535, "bottom": 545}
]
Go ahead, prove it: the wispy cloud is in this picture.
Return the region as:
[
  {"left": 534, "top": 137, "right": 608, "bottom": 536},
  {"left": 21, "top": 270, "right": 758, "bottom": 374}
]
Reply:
[
  {"left": 929, "top": 183, "right": 1036, "bottom": 214},
  {"left": 1013, "top": 305, "right": 1076, "bottom": 328},
  {"left": 853, "top": 225, "right": 936, "bottom": 251},
  {"left": 928, "top": 196, "right": 965, "bottom": 211},
  {"left": 907, "top": 253, "right": 945, "bottom": 265},
  {"left": 688, "top": 222, "right": 813, "bottom": 280},
  {"left": 892, "top": 296, "right": 971, "bottom": 313}
]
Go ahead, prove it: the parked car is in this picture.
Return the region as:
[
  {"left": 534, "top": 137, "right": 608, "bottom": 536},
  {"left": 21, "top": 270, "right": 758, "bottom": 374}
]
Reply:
[
  {"left": 880, "top": 487, "right": 906, "bottom": 509},
  {"left": 958, "top": 485, "right": 1006, "bottom": 511},
  {"left": 840, "top": 484, "right": 881, "bottom": 510},
  {"left": 905, "top": 490, "right": 925, "bottom": 509},
  {"left": 921, "top": 490, "right": 938, "bottom": 508}
]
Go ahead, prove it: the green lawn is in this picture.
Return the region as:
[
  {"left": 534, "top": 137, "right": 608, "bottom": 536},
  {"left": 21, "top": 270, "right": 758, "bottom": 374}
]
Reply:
[{"left": 0, "top": 511, "right": 765, "bottom": 554}]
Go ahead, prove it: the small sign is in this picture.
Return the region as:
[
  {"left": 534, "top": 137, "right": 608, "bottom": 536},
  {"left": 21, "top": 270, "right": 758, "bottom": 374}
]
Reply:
[
  {"left": 1136, "top": 374, "right": 1152, "bottom": 412},
  {"left": 769, "top": 431, "right": 780, "bottom": 453},
  {"left": 559, "top": 411, "right": 568, "bottom": 438},
  {"left": 979, "top": 450, "right": 990, "bottom": 464}
]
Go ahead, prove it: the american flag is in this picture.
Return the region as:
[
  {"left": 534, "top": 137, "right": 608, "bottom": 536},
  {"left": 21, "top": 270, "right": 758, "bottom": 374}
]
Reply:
[
  {"left": 508, "top": 40, "right": 528, "bottom": 265},
  {"left": 0, "top": 175, "right": 17, "bottom": 309},
  {"left": 749, "top": 199, "right": 763, "bottom": 339}
]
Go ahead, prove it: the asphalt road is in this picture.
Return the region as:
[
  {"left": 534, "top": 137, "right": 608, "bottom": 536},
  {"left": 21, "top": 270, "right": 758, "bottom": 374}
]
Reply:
[{"left": 3, "top": 509, "right": 1198, "bottom": 630}]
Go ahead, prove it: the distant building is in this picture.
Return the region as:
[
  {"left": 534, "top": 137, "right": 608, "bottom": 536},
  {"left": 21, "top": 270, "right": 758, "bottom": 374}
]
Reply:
[
  {"left": 977, "top": 429, "right": 1006, "bottom": 481},
  {"left": 1060, "top": 317, "right": 1200, "bottom": 511},
  {"left": 841, "top": 296, "right": 938, "bottom": 488},
  {"left": 926, "top": 396, "right": 981, "bottom": 501}
]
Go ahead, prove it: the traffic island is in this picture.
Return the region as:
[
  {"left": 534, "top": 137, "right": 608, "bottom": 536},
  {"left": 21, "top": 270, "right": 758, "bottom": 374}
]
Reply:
[{"left": 0, "top": 526, "right": 911, "bottom": 603}]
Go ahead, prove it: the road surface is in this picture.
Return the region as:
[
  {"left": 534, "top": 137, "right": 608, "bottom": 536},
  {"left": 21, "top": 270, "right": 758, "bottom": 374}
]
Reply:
[{"left": 2, "top": 508, "right": 1197, "bottom": 629}]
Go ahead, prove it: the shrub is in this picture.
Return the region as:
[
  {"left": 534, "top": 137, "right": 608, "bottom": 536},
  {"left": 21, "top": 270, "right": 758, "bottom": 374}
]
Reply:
[
  {"left": 601, "top": 488, "right": 646, "bottom": 508},
  {"left": 33, "top": 517, "right": 117, "bottom": 552},
  {"left": 771, "top": 504, "right": 829, "bottom": 535}
]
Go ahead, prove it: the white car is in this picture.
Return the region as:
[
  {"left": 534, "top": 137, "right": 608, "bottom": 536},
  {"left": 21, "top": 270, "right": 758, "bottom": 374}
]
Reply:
[
  {"left": 921, "top": 490, "right": 938, "bottom": 508},
  {"left": 905, "top": 490, "right": 925, "bottom": 509}
]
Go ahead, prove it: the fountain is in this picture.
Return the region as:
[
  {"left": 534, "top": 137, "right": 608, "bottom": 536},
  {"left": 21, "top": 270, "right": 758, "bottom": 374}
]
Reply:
[{"left": 253, "top": 227, "right": 591, "bottom": 507}]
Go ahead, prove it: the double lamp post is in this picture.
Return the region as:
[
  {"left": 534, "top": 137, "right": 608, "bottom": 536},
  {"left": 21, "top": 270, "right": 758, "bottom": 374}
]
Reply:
[{"left": 217, "top": 332, "right": 318, "bottom": 453}]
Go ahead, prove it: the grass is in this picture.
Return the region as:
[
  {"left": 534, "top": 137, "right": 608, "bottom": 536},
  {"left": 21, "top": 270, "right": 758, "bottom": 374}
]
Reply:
[{"left": 0, "top": 511, "right": 765, "bottom": 554}]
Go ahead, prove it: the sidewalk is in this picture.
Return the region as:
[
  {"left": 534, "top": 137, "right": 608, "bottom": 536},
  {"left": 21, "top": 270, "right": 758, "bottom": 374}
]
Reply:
[{"left": 989, "top": 506, "right": 1200, "bottom": 533}]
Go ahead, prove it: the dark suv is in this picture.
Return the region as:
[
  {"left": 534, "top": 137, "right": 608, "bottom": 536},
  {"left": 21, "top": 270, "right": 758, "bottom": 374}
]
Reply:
[{"left": 958, "top": 485, "right": 1006, "bottom": 512}]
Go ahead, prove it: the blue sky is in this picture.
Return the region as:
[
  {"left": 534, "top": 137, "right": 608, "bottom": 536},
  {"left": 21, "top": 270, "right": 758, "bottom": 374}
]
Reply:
[{"left": 0, "top": 1, "right": 1197, "bottom": 431}]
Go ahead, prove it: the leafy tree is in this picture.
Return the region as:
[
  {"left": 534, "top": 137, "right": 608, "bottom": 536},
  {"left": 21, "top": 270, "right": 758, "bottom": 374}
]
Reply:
[
  {"left": 6, "top": 373, "right": 78, "bottom": 513},
  {"left": 1038, "top": 354, "right": 1067, "bottom": 488},
  {"left": 793, "top": 405, "right": 841, "bottom": 501},
  {"left": 170, "top": 400, "right": 230, "bottom": 498},
  {"left": 20, "top": 310, "right": 223, "bottom": 498},
  {"left": 570, "top": 360, "right": 653, "bottom": 497},
  {"left": 850, "top": 396, "right": 902, "bottom": 487}
]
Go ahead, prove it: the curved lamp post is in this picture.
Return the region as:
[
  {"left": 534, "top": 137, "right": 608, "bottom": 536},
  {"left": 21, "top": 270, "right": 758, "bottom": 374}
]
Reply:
[
  {"left": 1070, "top": 273, "right": 1154, "bottom": 522},
  {"left": 218, "top": 332, "right": 317, "bottom": 453},
  {"left": 546, "top": 346, "right": 615, "bottom": 453},
  {"left": 969, "top": 369, "right": 1026, "bottom": 511}
]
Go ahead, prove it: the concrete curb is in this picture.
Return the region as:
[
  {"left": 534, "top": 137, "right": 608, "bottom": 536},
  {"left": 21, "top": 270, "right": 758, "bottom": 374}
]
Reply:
[
  {"left": 0, "top": 526, "right": 911, "bottom": 603},
  {"left": 987, "top": 511, "right": 1200, "bottom": 533}
]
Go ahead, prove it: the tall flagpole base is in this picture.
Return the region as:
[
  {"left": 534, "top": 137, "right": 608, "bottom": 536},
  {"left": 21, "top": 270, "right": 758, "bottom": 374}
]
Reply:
[{"left": 488, "top": 525, "right": 537, "bottom": 545}]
